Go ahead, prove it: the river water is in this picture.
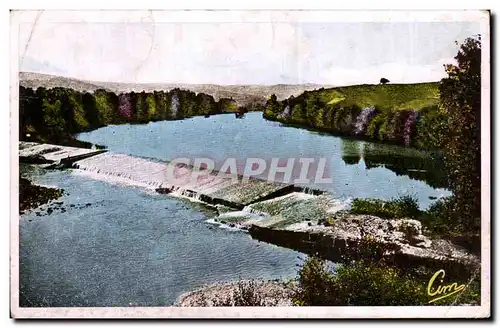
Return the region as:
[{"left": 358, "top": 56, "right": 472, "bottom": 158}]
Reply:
[{"left": 19, "top": 112, "right": 450, "bottom": 307}]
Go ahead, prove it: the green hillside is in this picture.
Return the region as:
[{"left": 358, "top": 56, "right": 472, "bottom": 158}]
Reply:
[
  {"left": 317, "top": 82, "right": 439, "bottom": 110},
  {"left": 264, "top": 82, "right": 445, "bottom": 150}
]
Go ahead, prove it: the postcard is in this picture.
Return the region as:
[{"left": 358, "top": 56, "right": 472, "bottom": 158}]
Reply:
[{"left": 10, "top": 9, "right": 490, "bottom": 319}]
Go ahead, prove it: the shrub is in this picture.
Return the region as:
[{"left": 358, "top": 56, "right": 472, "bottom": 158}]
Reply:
[
  {"left": 366, "top": 112, "right": 384, "bottom": 140},
  {"left": 350, "top": 194, "right": 420, "bottom": 220},
  {"left": 413, "top": 105, "right": 448, "bottom": 150},
  {"left": 292, "top": 258, "right": 427, "bottom": 306},
  {"left": 393, "top": 194, "right": 421, "bottom": 219},
  {"left": 292, "top": 257, "right": 481, "bottom": 306},
  {"left": 330, "top": 261, "right": 429, "bottom": 306},
  {"left": 419, "top": 197, "right": 481, "bottom": 238},
  {"left": 439, "top": 36, "right": 481, "bottom": 231},
  {"left": 291, "top": 257, "right": 336, "bottom": 306}
]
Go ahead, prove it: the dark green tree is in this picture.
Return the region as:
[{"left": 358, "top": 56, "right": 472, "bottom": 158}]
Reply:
[
  {"left": 439, "top": 36, "right": 481, "bottom": 230},
  {"left": 263, "top": 94, "right": 281, "bottom": 119}
]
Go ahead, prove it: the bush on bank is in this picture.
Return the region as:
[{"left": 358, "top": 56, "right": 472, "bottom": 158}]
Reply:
[
  {"left": 291, "top": 257, "right": 480, "bottom": 306},
  {"left": 350, "top": 195, "right": 420, "bottom": 220},
  {"left": 349, "top": 194, "right": 477, "bottom": 240}
]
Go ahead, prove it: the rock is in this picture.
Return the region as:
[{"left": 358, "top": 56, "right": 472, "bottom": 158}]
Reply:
[
  {"left": 393, "top": 219, "right": 422, "bottom": 238},
  {"left": 19, "top": 154, "right": 53, "bottom": 164},
  {"left": 249, "top": 214, "right": 479, "bottom": 279},
  {"left": 19, "top": 176, "right": 63, "bottom": 213},
  {"left": 176, "top": 280, "right": 293, "bottom": 307},
  {"left": 156, "top": 187, "right": 173, "bottom": 194}
]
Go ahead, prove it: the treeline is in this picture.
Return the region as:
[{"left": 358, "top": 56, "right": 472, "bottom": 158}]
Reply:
[
  {"left": 19, "top": 86, "right": 242, "bottom": 146},
  {"left": 263, "top": 89, "right": 447, "bottom": 151}
]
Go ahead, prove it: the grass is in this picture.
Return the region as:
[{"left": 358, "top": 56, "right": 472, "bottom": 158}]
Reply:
[
  {"left": 349, "top": 194, "right": 421, "bottom": 220},
  {"left": 316, "top": 82, "right": 439, "bottom": 111}
]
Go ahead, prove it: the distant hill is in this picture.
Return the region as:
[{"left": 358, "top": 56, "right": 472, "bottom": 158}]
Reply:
[{"left": 19, "top": 72, "right": 332, "bottom": 106}]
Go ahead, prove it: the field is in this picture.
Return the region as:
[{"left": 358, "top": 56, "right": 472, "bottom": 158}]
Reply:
[{"left": 312, "top": 82, "right": 439, "bottom": 111}]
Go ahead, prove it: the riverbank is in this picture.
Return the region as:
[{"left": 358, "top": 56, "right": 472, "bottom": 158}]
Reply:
[
  {"left": 176, "top": 280, "right": 295, "bottom": 307},
  {"left": 176, "top": 261, "right": 480, "bottom": 307},
  {"left": 19, "top": 176, "right": 63, "bottom": 214}
]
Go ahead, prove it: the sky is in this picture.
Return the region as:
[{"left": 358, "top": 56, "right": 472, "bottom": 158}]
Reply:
[{"left": 18, "top": 20, "right": 480, "bottom": 85}]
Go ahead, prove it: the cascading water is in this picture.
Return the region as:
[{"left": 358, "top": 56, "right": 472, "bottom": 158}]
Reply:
[
  {"left": 72, "top": 152, "right": 294, "bottom": 208},
  {"left": 243, "top": 192, "right": 351, "bottom": 230},
  {"left": 354, "top": 106, "right": 377, "bottom": 135},
  {"left": 171, "top": 92, "right": 179, "bottom": 119}
]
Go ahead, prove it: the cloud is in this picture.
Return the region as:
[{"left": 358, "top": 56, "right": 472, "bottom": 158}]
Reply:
[
  {"left": 317, "top": 58, "right": 457, "bottom": 85},
  {"left": 19, "top": 56, "right": 67, "bottom": 75},
  {"left": 17, "top": 20, "right": 477, "bottom": 85}
]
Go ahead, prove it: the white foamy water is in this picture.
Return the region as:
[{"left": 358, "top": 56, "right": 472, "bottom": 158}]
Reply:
[
  {"left": 73, "top": 152, "right": 290, "bottom": 206},
  {"left": 218, "top": 206, "right": 268, "bottom": 221},
  {"left": 72, "top": 169, "right": 160, "bottom": 193},
  {"left": 246, "top": 192, "right": 352, "bottom": 229}
]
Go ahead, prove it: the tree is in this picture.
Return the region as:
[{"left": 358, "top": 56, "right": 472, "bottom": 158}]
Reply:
[
  {"left": 380, "top": 78, "right": 390, "bottom": 85},
  {"left": 42, "top": 96, "right": 66, "bottom": 140},
  {"left": 94, "top": 89, "right": 115, "bottom": 125},
  {"left": 439, "top": 36, "right": 481, "bottom": 230},
  {"left": 263, "top": 94, "right": 281, "bottom": 119}
]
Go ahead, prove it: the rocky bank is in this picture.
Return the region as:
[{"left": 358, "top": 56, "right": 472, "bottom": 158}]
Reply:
[{"left": 176, "top": 280, "right": 294, "bottom": 307}]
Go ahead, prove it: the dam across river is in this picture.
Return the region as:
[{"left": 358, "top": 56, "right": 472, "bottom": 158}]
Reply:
[{"left": 19, "top": 141, "right": 316, "bottom": 210}]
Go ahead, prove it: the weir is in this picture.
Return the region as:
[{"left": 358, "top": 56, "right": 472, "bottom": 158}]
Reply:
[
  {"left": 19, "top": 142, "right": 107, "bottom": 165},
  {"left": 19, "top": 142, "right": 305, "bottom": 210}
]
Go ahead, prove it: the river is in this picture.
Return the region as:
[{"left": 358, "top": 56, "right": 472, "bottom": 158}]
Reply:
[{"left": 19, "top": 112, "right": 450, "bottom": 307}]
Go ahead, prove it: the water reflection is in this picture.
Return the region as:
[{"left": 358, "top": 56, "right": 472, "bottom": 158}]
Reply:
[{"left": 340, "top": 139, "right": 448, "bottom": 189}]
